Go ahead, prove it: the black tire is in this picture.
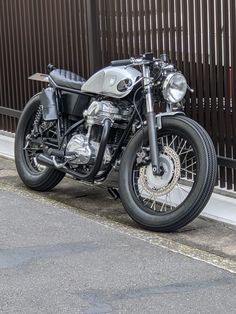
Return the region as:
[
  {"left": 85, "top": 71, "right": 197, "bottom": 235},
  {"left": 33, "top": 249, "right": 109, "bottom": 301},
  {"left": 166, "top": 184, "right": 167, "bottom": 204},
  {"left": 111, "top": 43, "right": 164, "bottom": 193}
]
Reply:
[
  {"left": 119, "top": 115, "right": 217, "bottom": 232},
  {"left": 15, "top": 94, "right": 65, "bottom": 191}
]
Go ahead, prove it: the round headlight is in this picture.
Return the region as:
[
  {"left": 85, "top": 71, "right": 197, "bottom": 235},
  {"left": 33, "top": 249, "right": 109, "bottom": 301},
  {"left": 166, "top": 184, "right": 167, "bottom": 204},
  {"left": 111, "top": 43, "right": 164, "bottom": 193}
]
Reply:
[{"left": 162, "top": 72, "right": 187, "bottom": 104}]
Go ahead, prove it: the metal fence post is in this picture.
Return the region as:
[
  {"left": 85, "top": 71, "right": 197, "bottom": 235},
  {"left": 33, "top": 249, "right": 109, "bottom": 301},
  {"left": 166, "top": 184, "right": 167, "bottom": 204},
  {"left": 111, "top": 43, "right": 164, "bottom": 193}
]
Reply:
[{"left": 86, "top": 0, "right": 102, "bottom": 75}]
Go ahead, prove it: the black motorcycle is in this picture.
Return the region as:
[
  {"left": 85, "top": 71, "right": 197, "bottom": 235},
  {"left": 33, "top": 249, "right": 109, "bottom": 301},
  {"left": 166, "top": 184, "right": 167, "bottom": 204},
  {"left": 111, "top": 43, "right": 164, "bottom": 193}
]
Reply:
[{"left": 15, "top": 53, "right": 217, "bottom": 232}]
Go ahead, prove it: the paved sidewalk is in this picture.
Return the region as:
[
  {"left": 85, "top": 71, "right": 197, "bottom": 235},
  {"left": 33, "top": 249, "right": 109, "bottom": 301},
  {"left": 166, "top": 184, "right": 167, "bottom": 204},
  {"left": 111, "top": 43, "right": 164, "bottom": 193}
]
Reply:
[
  {"left": 1, "top": 156, "right": 236, "bottom": 264},
  {"left": 1, "top": 188, "right": 236, "bottom": 314},
  {"left": 1, "top": 156, "right": 236, "bottom": 313}
]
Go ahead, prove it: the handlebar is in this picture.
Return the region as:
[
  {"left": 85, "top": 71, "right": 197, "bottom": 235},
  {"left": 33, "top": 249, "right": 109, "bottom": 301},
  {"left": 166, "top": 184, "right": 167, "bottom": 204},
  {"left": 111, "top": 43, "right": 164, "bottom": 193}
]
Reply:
[
  {"left": 110, "top": 59, "right": 133, "bottom": 67},
  {"left": 110, "top": 53, "right": 164, "bottom": 67}
]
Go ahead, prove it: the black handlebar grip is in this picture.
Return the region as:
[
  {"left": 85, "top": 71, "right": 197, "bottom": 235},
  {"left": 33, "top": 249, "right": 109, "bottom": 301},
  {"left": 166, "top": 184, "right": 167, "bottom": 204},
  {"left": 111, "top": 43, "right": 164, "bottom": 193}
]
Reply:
[{"left": 110, "top": 59, "right": 132, "bottom": 66}]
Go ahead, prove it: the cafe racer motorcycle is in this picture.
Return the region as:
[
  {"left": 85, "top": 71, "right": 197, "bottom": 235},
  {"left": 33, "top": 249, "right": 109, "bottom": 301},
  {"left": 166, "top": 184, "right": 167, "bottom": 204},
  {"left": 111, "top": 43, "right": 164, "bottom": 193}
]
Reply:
[{"left": 15, "top": 53, "right": 217, "bottom": 232}]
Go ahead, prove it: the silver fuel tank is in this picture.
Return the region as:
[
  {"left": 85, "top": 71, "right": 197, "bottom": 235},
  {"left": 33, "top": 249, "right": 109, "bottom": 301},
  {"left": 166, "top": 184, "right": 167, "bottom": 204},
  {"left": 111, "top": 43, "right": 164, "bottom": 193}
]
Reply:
[{"left": 81, "top": 66, "right": 142, "bottom": 98}]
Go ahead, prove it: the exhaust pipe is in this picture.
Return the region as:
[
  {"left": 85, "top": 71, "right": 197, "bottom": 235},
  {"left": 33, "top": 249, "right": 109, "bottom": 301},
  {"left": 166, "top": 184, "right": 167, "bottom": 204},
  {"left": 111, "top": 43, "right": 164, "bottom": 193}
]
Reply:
[
  {"left": 37, "top": 154, "right": 67, "bottom": 169},
  {"left": 36, "top": 118, "right": 112, "bottom": 181},
  {"left": 37, "top": 154, "right": 55, "bottom": 167}
]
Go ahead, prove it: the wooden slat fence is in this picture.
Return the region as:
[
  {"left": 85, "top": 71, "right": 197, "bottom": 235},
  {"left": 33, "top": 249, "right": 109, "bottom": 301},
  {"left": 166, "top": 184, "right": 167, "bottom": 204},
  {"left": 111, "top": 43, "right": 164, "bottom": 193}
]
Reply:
[
  {"left": 97, "top": 0, "right": 236, "bottom": 190},
  {"left": 0, "top": 0, "right": 236, "bottom": 190},
  {"left": 0, "top": 0, "right": 89, "bottom": 131}
]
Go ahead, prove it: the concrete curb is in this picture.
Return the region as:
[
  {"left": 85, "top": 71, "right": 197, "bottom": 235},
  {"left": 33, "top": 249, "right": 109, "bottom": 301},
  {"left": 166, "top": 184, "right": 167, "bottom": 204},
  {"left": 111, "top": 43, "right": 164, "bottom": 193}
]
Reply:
[
  {"left": 0, "top": 132, "right": 15, "bottom": 160},
  {"left": 1, "top": 131, "right": 236, "bottom": 226}
]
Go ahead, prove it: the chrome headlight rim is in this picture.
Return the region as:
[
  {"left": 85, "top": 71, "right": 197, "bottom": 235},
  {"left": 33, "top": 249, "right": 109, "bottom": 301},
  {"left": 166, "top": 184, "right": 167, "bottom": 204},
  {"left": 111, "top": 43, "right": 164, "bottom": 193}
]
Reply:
[{"left": 162, "top": 72, "right": 187, "bottom": 104}]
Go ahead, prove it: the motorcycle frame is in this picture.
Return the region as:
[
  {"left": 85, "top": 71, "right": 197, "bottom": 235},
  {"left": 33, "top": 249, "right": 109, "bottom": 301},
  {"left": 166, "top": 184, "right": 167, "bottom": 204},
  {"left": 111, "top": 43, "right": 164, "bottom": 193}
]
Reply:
[
  {"left": 32, "top": 72, "right": 185, "bottom": 183},
  {"left": 37, "top": 75, "right": 144, "bottom": 182}
]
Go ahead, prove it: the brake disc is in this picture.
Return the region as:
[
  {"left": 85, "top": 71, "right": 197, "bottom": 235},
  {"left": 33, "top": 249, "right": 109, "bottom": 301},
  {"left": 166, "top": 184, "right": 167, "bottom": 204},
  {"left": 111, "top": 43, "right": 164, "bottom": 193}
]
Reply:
[{"left": 138, "top": 146, "right": 181, "bottom": 197}]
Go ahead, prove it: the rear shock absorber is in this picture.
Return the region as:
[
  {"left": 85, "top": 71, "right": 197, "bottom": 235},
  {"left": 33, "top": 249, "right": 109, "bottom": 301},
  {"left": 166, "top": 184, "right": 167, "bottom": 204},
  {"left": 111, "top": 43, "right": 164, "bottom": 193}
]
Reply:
[{"left": 33, "top": 105, "right": 43, "bottom": 134}]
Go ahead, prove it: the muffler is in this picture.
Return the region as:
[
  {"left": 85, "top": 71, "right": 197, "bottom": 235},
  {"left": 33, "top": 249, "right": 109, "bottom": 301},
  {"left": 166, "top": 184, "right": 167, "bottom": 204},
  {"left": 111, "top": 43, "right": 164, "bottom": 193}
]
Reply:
[
  {"left": 37, "top": 154, "right": 54, "bottom": 167},
  {"left": 37, "top": 154, "right": 68, "bottom": 169}
]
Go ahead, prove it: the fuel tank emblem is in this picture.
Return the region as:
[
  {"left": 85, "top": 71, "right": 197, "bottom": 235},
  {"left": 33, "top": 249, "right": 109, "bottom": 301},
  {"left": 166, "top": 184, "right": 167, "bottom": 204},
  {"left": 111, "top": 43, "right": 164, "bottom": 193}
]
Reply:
[{"left": 117, "top": 78, "right": 132, "bottom": 92}]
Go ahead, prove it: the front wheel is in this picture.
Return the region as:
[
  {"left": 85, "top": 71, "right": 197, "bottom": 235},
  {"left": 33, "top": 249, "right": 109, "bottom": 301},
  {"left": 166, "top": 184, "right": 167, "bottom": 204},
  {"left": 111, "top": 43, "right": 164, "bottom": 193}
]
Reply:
[{"left": 119, "top": 115, "right": 217, "bottom": 232}]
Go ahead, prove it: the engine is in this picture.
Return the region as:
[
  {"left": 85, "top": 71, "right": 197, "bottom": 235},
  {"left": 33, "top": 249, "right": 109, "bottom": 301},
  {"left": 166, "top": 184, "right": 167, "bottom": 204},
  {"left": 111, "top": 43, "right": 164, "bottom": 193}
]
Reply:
[
  {"left": 66, "top": 100, "right": 131, "bottom": 167},
  {"left": 83, "top": 99, "right": 131, "bottom": 126}
]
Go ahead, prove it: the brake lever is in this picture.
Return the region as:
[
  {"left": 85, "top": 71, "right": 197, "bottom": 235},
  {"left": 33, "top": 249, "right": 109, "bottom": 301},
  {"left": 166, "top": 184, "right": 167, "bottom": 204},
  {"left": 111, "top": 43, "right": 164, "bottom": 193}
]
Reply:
[{"left": 124, "top": 58, "right": 150, "bottom": 69}]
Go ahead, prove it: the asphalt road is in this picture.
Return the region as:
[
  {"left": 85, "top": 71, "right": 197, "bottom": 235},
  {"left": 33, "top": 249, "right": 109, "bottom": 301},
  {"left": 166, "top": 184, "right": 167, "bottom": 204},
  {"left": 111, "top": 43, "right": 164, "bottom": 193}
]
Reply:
[{"left": 1, "top": 188, "right": 236, "bottom": 314}]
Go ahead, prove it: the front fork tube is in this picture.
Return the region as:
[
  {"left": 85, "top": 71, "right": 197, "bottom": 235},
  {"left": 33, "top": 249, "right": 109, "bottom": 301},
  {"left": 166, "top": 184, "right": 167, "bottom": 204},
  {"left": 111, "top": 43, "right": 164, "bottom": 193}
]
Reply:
[
  {"left": 143, "top": 64, "right": 161, "bottom": 176},
  {"left": 146, "top": 111, "right": 161, "bottom": 175}
]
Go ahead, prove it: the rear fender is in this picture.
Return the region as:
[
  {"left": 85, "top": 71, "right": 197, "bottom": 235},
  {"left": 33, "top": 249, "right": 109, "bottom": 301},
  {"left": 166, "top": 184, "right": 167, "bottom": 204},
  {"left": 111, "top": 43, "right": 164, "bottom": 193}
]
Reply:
[{"left": 28, "top": 73, "right": 49, "bottom": 83}]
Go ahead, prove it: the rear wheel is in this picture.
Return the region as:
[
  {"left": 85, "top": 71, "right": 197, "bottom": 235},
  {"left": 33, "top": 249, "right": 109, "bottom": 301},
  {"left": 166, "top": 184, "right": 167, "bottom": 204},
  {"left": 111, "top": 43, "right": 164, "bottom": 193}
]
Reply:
[
  {"left": 119, "top": 115, "right": 217, "bottom": 232},
  {"left": 15, "top": 94, "right": 65, "bottom": 191}
]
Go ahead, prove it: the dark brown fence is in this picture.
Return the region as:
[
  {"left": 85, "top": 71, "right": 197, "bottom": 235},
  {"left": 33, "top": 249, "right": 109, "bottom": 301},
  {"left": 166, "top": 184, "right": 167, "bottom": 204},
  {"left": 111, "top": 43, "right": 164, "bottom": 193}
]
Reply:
[
  {"left": 0, "top": 0, "right": 236, "bottom": 191},
  {"left": 0, "top": 0, "right": 90, "bottom": 131}
]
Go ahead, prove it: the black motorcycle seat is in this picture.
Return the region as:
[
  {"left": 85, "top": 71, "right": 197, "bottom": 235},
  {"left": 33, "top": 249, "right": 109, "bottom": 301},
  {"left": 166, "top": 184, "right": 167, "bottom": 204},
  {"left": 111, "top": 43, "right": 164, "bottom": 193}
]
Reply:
[{"left": 50, "top": 69, "right": 86, "bottom": 90}]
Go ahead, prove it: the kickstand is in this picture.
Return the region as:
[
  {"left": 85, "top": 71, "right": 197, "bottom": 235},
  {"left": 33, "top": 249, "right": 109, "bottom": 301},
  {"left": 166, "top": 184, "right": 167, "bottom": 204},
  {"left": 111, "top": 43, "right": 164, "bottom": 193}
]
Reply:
[{"left": 107, "top": 187, "right": 120, "bottom": 200}]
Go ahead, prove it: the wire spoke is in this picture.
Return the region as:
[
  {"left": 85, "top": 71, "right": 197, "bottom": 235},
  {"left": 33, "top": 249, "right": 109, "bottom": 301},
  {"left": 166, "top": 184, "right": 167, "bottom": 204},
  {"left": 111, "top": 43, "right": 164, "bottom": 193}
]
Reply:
[
  {"left": 181, "top": 156, "right": 195, "bottom": 166},
  {"left": 179, "top": 148, "right": 194, "bottom": 156},
  {"left": 168, "top": 135, "right": 178, "bottom": 148},
  {"left": 178, "top": 140, "right": 187, "bottom": 155},
  {"left": 181, "top": 168, "right": 196, "bottom": 176},
  {"left": 177, "top": 183, "right": 190, "bottom": 194},
  {"left": 182, "top": 161, "right": 197, "bottom": 170},
  {"left": 132, "top": 130, "right": 198, "bottom": 214},
  {"left": 160, "top": 195, "right": 167, "bottom": 212},
  {"left": 176, "top": 138, "right": 184, "bottom": 154}
]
